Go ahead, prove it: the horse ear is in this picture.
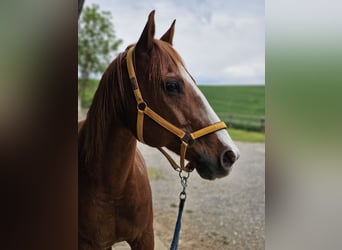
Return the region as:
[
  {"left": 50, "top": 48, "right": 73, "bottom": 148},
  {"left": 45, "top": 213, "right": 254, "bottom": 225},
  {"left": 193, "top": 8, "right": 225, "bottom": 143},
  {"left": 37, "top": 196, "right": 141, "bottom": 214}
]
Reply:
[
  {"left": 136, "top": 10, "right": 156, "bottom": 51},
  {"left": 160, "top": 20, "right": 176, "bottom": 45}
]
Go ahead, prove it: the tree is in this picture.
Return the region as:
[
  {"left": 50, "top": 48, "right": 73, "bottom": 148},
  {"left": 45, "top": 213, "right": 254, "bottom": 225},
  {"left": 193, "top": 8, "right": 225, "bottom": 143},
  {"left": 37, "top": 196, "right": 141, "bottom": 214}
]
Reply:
[{"left": 78, "top": 4, "right": 122, "bottom": 108}]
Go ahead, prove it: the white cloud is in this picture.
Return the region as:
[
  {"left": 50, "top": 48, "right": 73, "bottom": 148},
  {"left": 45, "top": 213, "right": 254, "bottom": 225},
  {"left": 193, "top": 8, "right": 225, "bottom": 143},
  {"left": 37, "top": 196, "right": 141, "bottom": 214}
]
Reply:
[
  {"left": 225, "top": 65, "right": 258, "bottom": 78},
  {"left": 84, "top": 0, "right": 264, "bottom": 85},
  {"left": 223, "top": 62, "right": 264, "bottom": 85}
]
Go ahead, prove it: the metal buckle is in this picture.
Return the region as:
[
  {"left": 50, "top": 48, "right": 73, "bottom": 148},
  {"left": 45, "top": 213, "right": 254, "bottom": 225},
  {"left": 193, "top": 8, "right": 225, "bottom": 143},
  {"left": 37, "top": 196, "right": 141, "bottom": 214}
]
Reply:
[
  {"left": 137, "top": 102, "right": 147, "bottom": 111},
  {"left": 181, "top": 132, "right": 195, "bottom": 146}
]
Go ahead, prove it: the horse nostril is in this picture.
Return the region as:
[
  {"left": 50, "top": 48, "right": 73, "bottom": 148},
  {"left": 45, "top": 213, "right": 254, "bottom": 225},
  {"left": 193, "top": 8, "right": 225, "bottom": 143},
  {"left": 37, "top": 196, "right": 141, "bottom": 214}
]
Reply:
[{"left": 220, "top": 149, "right": 237, "bottom": 169}]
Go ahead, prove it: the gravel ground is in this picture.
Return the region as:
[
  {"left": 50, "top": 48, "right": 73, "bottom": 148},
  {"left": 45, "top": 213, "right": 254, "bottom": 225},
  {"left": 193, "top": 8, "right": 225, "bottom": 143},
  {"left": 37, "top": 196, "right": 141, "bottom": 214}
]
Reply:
[{"left": 138, "top": 141, "right": 265, "bottom": 250}]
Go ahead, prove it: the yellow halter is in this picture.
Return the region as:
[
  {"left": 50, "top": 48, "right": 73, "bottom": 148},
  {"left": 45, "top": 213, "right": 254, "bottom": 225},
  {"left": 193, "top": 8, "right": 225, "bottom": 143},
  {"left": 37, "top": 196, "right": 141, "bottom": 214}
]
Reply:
[{"left": 126, "top": 46, "right": 227, "bottom": 172}]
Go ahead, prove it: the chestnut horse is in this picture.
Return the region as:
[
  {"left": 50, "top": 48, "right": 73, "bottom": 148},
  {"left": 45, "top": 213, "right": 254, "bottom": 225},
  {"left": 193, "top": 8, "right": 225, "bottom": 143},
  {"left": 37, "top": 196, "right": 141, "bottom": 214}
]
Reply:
[{"left": 78, "top": 11, "right": 240, "bottom": 250}]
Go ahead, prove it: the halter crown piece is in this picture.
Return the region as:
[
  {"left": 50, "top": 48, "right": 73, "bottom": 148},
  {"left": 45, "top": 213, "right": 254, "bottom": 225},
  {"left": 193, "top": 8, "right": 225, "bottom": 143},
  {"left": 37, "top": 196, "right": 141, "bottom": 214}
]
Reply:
[{"left": 126, "top": 46, "right": 227, "bottom": 172}]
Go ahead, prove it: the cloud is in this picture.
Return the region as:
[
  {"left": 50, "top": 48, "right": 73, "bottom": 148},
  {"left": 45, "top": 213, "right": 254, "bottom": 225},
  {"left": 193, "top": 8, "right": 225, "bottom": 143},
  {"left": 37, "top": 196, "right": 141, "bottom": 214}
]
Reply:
[
  {"left": 85, "top": 0, "right": 264, "bottom": 85},
  {"left": 223, "top": 62, "right": 265, "bottom": 84}
]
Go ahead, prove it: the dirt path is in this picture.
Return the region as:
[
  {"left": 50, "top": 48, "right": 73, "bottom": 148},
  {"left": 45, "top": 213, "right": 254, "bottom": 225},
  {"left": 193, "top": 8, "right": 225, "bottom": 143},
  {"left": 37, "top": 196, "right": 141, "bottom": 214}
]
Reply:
[{"left": 127, "top": 142, "right": 265, "bottom": 250}]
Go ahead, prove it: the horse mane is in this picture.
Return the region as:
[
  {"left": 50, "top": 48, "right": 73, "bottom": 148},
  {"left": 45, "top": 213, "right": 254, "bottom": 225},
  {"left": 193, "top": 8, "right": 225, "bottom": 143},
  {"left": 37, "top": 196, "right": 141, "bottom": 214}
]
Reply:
[
  {"left": 78, "top": 40, "right": 193, "bottom": 168},
  {"left": 78, "top": 52, "right": 128, "bottom": 168}
]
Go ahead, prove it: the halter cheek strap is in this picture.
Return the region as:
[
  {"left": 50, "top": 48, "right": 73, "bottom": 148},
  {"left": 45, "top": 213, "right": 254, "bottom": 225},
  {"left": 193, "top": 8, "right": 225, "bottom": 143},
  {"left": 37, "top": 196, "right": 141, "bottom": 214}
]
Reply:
[{"left": 126, "top": 46, "right": 227, "bottom": 172}]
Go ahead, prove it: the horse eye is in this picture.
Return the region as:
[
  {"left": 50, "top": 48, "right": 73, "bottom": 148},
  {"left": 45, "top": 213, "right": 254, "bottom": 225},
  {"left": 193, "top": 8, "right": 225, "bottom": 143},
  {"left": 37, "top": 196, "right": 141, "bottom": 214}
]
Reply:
[{"left": 165, "top": 80, "right": 181, "bottom": 93}]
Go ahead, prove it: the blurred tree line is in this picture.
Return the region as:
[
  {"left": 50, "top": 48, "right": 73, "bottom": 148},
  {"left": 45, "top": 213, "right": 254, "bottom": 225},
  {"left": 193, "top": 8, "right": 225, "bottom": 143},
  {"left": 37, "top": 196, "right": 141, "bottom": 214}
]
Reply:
[{"left": 78, "top": 3, "right": 122, "bottom": 108}]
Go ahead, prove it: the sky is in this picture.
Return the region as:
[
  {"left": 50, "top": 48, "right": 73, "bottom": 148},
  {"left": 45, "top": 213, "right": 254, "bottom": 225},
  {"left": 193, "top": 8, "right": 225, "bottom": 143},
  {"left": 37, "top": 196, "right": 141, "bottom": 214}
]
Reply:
[{"left": 84, "top": 0, "right": 264, "bottom": 85}]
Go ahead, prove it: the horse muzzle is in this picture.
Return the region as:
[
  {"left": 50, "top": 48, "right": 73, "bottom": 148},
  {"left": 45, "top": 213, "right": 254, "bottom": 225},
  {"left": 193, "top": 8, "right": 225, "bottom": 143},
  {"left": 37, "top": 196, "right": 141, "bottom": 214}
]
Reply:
[{"left": 188, "top": 147, "right": 239, "bottom": 180}]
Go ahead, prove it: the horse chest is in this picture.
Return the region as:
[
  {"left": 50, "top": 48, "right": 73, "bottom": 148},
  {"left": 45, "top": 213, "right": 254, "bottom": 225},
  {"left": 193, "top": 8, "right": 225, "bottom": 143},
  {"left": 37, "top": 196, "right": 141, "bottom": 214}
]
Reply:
[
  {"left": 114, "top": 175, "right": 153, "bottom": 238},
  {"left": 79, "top": 172, "right": 153, "bottom": 245}
]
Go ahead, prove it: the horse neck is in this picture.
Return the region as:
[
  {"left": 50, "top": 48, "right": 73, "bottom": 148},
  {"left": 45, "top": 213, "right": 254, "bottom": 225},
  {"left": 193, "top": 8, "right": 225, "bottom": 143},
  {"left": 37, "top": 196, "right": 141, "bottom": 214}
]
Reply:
[
  {"left": 102, "top": 124, "right": 137, "bottom": 190},
  {"left": 79, "top": 120, "right": 138, "bottom": 193},
  {"left": 78, "top": 52, "right": 141, "bottom": 192}
]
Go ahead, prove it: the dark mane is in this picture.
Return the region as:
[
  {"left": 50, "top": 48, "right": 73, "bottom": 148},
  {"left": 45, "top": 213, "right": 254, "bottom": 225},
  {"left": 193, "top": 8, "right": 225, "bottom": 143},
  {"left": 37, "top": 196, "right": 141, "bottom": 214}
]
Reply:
[{"left": 78, "top": 52, "right": 128, "bottom": 167}]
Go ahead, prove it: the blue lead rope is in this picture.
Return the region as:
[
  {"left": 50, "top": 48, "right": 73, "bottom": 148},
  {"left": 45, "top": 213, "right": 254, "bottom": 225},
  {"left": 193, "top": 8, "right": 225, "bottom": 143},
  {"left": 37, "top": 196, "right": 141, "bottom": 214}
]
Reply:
[{"left": 170, "top": 192, "right": 186, "bottom": 250}]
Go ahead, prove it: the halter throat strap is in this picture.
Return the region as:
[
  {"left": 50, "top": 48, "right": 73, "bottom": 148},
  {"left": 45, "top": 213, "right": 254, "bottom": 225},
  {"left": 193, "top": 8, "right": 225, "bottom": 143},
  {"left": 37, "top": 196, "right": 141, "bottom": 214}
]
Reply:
[{"left": 126, "top": 46, "right": 227, "bottom": 172}]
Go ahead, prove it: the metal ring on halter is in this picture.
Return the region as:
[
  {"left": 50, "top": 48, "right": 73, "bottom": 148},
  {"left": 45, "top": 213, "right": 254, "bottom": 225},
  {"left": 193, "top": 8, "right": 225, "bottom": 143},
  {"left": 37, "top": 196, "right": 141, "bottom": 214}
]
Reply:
[
  {"left": 137, "top": 102, "right": 147, "bottom": 111},
  {"left": 181, "top": 132, "right": 195, "bottom": 146},
  {"left": 179, "top": 170, "right": 190, "bottom": 180}
]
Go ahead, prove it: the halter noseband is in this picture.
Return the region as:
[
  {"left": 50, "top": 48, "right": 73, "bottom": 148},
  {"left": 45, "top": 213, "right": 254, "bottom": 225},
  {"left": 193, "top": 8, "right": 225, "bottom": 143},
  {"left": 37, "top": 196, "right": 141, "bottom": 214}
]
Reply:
[{"left": 126, "top": 46, "right": 227, "bottom": 172}]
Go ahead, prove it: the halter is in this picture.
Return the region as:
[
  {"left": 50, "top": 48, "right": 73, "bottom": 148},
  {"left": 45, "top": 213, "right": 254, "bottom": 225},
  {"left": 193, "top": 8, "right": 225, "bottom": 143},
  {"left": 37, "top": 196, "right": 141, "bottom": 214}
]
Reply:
[{"left": 126, "top": 46, "right": 227, "bottom": 172}]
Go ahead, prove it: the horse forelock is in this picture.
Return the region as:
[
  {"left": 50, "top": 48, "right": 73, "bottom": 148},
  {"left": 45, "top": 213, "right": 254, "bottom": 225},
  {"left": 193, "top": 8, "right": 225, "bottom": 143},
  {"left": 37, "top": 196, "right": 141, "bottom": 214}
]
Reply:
[{"left": 149, "top": 40, "right": 187, "bottom": 92}]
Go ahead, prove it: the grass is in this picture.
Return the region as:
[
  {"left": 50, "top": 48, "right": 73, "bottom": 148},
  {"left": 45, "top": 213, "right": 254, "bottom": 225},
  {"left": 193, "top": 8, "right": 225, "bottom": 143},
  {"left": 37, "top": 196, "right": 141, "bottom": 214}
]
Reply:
[
  {"left": 228, "top": 128, "right": 265, "bottom": 143},
  {"left": 79, "top": 81, "right": 265, "bottom": 142},
  {"left": 198, "top": 85, "right": 264, "bottom": 117},
  {"left": 78, "top": 79, "right": 100, "bottom": 108},
  {"left": 199, "top": 85, "right": 265, "bottom": 132},
  {"left": 81, "top": 82, "right": 264, "bottom": 117}
]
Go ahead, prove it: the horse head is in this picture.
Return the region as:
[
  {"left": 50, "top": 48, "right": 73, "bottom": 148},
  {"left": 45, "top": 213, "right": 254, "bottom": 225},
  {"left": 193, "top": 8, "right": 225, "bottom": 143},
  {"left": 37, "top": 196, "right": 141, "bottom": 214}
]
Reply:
[{"left": 123, "top": 11, "right": 240, "bottom": 180}]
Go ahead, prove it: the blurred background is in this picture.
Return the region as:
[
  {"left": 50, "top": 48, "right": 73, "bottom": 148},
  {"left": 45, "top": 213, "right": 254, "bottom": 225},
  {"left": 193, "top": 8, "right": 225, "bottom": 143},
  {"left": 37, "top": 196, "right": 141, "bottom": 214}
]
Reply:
[
  {"left": 78, "top": 1, "right": 265, "bottom": 249},
  {"left": 0, "top": 0, "right": 341, "bottom": 249},
  {"left": 78, "top": 0, "right": 265, "bottom": 141}
]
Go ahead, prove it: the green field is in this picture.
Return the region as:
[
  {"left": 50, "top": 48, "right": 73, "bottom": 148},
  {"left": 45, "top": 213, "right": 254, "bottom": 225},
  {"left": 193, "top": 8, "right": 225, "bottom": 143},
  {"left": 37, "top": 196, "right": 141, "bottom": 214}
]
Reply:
[
  {"left": 80, "top": 82, "right": 264, "bottom": 116},
  {"left": 79, "top": 82, "right": 265, "bottom": 141},
  {"left": 198, "top": 85, "right": 264, "bottom": 117},
  {"left": 228, "top": 128, "right": 265, "bottom": 143},
  {"left": 199, "top": 85, "right": 265, "bottom": 132}
]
